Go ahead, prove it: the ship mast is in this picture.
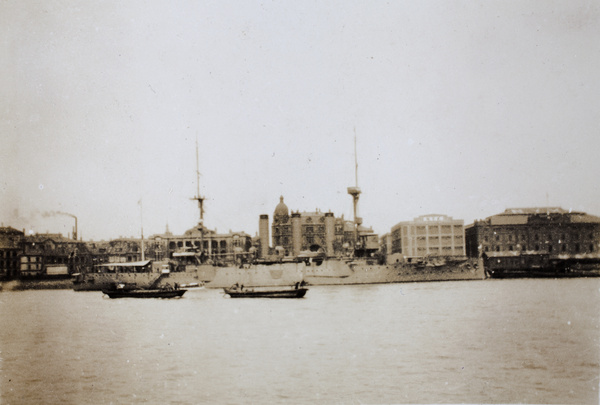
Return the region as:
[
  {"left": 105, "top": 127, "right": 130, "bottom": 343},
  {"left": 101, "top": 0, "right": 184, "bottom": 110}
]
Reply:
[
  {"left": 347, "top": 130, "right": 362, "bottom": 248},
  {"left": 191, "top": 137, "right": 205, "bottom": 256},
  {"left": 139, "top": 198, "right": 145, "bottom": 261}
]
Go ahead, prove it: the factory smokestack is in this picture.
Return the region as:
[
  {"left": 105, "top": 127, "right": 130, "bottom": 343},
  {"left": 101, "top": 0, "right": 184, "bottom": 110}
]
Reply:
[
  {"left": 72, "top": 216, "right": 78, "bottom": 241},
  {"left": 42, "top": 211, "right": 78, "bottom": 240}
]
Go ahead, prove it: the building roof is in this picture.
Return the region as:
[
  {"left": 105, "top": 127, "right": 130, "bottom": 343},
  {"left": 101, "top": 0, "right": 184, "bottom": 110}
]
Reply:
[
  {"left": 502, "top": 207, "right": 571, "bottom": 215},
  {"left": 480, "top": 207, "right": 600, "bottom": 226},
  {"left": 391, "top": 214, "right": 464, "bottom": 231},
  {"left": 0, "top": 226, "right": 24, "bottom": 235},
  {"left": 181, "top": 225, "right": 250, "bottom": 239},
  {"left": 26, "top": 233, "right": 79, "bottom": 244}
]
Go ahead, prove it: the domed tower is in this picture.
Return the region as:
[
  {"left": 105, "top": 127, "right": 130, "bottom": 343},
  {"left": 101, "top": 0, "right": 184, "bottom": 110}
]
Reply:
[{"left": 273, "top": 196, "right": 289, "bottom": 224}]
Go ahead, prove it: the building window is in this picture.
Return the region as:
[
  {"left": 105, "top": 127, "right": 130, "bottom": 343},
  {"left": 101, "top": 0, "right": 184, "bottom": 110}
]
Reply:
[
  {"left": 575, "top": 244, "right": 580, "bottom": 253},
  {"left": 509, "top": 245, "right": 513, "bottom": 251},
  {"left": 562, "top": 244, "right": 567, "bottom": 252},
  {"left": 590, "top": 244, "right": 595, "bottom": 252}
]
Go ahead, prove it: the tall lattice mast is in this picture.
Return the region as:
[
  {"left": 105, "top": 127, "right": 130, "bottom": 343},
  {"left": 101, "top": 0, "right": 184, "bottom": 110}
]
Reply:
[
  {"left": 347, "top": 131, "right": 362, "bottom": 228},
  {"left": 347, "top": 131, "right": 362, "bottom": 251},
  {"left": 191, "top": 137, "right": 205, "bottom": 227}
]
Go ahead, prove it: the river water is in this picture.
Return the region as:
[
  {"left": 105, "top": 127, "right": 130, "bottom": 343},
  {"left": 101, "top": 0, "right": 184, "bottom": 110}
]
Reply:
[{"left": 0, "top": 278, "right": 598, "bottom": 404}]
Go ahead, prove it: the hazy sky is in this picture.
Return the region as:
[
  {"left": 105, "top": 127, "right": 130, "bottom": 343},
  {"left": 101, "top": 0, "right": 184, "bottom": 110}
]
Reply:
[{"left": 2, "top": 1, "right": 599, "bottom": 241}]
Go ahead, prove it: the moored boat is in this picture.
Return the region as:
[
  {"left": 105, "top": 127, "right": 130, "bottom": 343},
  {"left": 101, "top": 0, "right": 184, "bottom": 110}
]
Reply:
[
  {"left": 223, "top": 284, "right": 308, "bottom": 298},
  {"left": 482, "top": 252, "right": 600, "bottom": 278},
  {"left": 102, "top": 282, "right": 186, "bottom": 299},
  {"left": 72, "top": 260, "right": 208, "bottom": 291},
  {"left": 102, "top": 288, "right": 187, "bottom": 299}
]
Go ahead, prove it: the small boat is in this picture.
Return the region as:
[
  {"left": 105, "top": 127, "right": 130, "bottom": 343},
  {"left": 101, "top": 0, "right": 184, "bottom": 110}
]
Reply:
[
  {"left": 223, "top": 283, "right": 308, "bottom": 299},
  {"left": 102, "top": 283, "right": 186, "bottom": 299}
]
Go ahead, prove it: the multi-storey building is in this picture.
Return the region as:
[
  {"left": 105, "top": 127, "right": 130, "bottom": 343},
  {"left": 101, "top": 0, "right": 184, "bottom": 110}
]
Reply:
[
  {"left": 158, "top": 225, "right": 252, "bottom": 263},
  {"left": 390, "top": 214, "right": 466, "bottom": 258},
  {"left": 465, "top": 207, "right": 600, "bottom": 257},
  {"left": 86, "top": 224, "right": 252, "bottom": 266},
  {"left": 379, "top": 233, "right": 392, "bottom": 257},
  {"left": 20, "top": 233, "right": 92, "bottom": 277},
  {"left": 259, "top": 196, "right": 373, "bottom": 257},
  {"left": 0, "top": 227, "right": 24, "bottom": 279}
]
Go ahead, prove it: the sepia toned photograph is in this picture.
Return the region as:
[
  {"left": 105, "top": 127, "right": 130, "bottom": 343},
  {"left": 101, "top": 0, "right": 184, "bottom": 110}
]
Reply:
[{"left": 1, "top": 1, "right": 599, "bottom": 404}]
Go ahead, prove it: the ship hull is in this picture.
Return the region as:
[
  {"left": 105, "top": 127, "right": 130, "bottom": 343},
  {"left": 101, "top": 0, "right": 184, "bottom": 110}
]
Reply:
[
  {"left": 486, "top": 270, "right": 600, "bottom": 278},
  {"left": 73, "top": 258, "right": 484, "bottom": 291},
  {"left": 223, "top": 287, "right": 308, "bottom": 298},
  {"left": 72, "top": 264, "right": 304, "bottom": 291},
  {"left": 482, "top": 254, "right": 600, "bottom": 279},
  {"left": 301, "top": 258, "right": 485, "bottom": 285},
  {"left": 102, "top": 289, "right": 186, "bottom": 299}
]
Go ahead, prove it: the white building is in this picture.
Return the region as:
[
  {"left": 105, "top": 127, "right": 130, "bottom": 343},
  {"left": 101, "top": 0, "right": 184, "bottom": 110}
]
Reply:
[{"left": 390, "top": 214, "right": 466, "bottom": 258}]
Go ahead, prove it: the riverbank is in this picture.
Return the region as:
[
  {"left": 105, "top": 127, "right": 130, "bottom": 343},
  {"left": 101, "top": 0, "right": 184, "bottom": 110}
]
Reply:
[{"left": 0, "top": 279, "right": 74, "bottom": 291}]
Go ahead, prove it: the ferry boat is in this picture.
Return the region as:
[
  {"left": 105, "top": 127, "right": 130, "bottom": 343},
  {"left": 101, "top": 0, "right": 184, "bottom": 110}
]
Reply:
[
  {"left": 482, "top": 252, "right": 600, "bottom": 278},
  {"left": 73, "top": 260, "right": 203, "bottom": 291}
]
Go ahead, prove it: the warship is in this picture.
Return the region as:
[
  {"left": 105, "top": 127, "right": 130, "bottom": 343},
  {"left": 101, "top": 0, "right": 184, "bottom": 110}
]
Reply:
[{"left": 73, "top": 139, "right": 483, "bottom": 291}]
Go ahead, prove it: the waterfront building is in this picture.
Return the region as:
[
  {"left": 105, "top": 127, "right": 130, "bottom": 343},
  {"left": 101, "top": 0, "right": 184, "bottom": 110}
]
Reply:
[
  {"left": 144, "top": 223, "right": 252, "bottom": 265},
  {"left": 20, "top": 233, "right": 91, "bottom": 277},
  {"left": 379, "top": 232, "right": 392, "bottom": 257},
  {"left": 390, "top": 214, "right": 466, "bottom": 258},
  {"left": 83, "top": 224, "right": 252, "bottom": 266},
  {"left": 87, "top": 238, "right": 147, "bottom": 263},
  {"left": 464, "top": 207, "right": 600, "bottom": 258},
  {"left": 259, "top": 196, "right": 376, "bottom": 257},
  {"left": 0, "top": 227, "right": 24, "bottom": 279},
  {"left": 160, "top": 225, "right": 252, "bottom": 263}
]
